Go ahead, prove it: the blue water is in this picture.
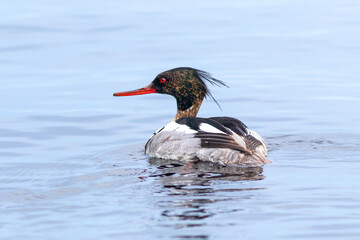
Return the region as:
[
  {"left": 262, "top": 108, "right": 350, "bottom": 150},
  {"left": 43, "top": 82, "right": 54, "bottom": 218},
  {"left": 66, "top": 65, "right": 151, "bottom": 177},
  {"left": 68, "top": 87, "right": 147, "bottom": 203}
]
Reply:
[{"left": 1, "top": 1, "right": 360, "bottom": 239}]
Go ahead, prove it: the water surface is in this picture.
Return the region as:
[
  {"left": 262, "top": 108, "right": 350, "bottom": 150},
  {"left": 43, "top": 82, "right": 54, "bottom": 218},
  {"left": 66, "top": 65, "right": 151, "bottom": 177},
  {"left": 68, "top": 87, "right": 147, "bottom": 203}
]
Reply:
[{"left": 1, "top": 1, "right": 360, "bottom": 239}]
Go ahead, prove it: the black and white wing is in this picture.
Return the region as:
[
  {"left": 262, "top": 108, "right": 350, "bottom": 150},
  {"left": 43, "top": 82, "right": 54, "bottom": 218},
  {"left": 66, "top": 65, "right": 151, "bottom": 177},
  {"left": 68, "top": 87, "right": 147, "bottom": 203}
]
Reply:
[
  {"left": 176, "top": 117, "right": 253, "bottom": 154},
  {"left": 209, "top": 117, "right": 266, "bottom": 154}
]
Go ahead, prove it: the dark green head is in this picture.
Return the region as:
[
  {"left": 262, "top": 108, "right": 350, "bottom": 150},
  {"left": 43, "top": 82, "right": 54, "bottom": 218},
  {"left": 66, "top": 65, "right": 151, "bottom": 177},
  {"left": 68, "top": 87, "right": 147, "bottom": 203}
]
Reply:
[{"left": 114, "top": 67, "right": 228, "bottom": 112}]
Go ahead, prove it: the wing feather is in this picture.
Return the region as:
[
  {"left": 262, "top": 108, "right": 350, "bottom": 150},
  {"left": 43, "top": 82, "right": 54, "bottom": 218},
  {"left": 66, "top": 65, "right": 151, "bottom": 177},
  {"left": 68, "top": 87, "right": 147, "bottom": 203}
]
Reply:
[
  {"left": 195, "top": 132, "right": 251, "bottom": 154},
  {"left": 210, "top": 117, "right": 264, "bottom": 152},
  {"left": 174, "top": 117, "right": 265, "bottom": 155},
  {"left": 244, "top": 135, "right": 263, "bottom": 152}
]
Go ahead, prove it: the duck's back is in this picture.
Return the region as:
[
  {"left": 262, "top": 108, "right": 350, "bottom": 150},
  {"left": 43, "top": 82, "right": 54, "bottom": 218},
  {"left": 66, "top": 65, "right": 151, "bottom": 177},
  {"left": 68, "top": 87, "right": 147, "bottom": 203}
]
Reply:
[{"left": 145, "top": 117, "right": 271, "bottom": 166}]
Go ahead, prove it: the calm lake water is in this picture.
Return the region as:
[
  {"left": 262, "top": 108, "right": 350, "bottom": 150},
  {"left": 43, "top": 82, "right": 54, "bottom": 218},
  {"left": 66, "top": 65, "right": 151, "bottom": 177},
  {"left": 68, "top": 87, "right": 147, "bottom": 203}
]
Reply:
[{"left": 1, "top": 1, "right": 360, "bottom": 239}]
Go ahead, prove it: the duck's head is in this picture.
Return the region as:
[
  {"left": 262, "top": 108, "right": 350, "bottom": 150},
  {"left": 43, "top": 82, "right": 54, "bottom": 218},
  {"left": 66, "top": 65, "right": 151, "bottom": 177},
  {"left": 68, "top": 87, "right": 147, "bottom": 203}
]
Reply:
[{"left": 113, "top": 67, "right": 228, "bottom": 120}]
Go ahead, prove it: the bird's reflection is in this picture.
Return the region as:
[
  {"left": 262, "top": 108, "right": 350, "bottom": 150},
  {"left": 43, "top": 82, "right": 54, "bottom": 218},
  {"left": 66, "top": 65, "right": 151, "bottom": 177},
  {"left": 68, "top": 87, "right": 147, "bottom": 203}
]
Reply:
[
  {"left": 148, "top": 158, "right": 266, "bottom": 232},
  {"left": 149, "top": 158, "right": 265, "bottom": 183}
]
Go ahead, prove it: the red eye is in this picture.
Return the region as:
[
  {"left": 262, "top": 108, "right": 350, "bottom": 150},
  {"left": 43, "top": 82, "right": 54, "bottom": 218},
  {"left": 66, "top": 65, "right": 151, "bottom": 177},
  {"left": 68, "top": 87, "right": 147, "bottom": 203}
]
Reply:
[{"left": 160, "top": 78, "right": 166, "bottom": 83}]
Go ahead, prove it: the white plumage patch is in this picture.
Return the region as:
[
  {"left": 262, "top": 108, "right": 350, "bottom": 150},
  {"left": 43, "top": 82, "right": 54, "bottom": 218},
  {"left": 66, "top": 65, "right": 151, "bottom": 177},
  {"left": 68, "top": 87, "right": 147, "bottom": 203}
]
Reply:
[
  {"left": 162, "top": 121, "right": 197, "bottom": 134},
  {"left": 199, "top": 123, "right": 225, "bottom": 134}
]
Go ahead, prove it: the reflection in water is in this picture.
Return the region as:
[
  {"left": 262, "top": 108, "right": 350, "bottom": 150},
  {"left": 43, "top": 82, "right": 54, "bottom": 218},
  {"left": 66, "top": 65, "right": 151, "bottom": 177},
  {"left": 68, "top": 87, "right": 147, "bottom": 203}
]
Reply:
[
  {"left": 149, "top": 158, "right": 265, "bottom": 182},
  {"left": 148, "top": 158, "right": 266, "bottom": 237}
]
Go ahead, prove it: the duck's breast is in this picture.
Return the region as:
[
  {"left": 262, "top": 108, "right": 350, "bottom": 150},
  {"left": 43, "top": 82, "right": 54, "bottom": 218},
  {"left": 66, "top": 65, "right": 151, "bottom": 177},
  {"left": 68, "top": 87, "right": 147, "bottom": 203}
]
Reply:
[{"left": 145, "top": 121, "right": 201, "bottom": 161}]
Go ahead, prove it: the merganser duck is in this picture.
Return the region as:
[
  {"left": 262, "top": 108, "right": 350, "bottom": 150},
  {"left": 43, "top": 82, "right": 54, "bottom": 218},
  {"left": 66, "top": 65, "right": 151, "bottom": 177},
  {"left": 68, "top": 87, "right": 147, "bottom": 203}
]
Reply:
[{"left": 113, "top": 67, "right": 271, "bottom": 166}]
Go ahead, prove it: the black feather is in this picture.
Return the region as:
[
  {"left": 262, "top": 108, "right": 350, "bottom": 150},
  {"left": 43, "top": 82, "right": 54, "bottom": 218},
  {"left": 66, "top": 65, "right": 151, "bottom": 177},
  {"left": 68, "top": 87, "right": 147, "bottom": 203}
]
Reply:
[
  {"left": 195, "top": 132, "right": 251, "bottom": 154},
  {"left": 209, "top": 117, "right": 249, "bottom": 137},
  {"left": 176, "top": 117, "right": 232, "bottom": 134},
  {"left": 193, "top": 68, "right": 229, "bottom": 110}
]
